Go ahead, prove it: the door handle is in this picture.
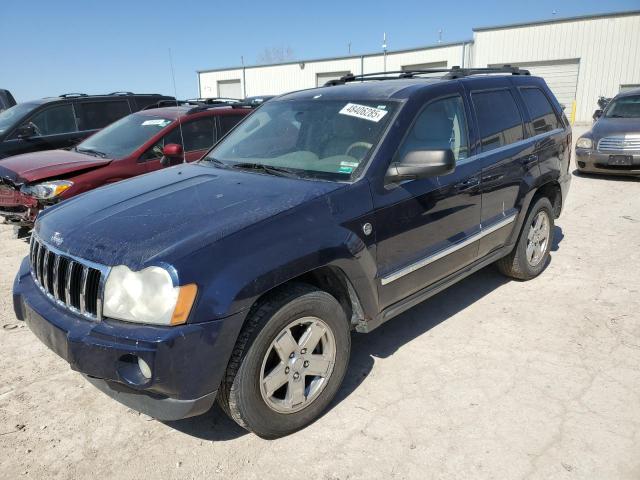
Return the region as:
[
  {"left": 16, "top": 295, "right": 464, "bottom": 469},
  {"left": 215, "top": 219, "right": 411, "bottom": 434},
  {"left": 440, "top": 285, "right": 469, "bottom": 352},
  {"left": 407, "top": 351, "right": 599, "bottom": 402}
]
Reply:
[{"left": 457, "top": 177, "right": 480, "bottom": 190}]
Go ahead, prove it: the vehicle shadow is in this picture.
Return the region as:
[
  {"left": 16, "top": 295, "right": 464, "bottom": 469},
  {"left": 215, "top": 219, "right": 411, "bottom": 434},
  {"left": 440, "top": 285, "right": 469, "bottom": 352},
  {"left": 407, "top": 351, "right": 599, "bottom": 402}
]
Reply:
[
  {"left": 572, "top": 169, "right": 640, "bottom": 182},
  {"left": 162, "top": 403, "right": 248, "bottom": 441},
  {"left": 166, "top": 231, "right": 565, "bottom": 441},
  {"left": 551, "top": 225, "right": 564, "bottom": 251},
  {"left": 329, "top": 267, "right": 509, "bottom": 411}
]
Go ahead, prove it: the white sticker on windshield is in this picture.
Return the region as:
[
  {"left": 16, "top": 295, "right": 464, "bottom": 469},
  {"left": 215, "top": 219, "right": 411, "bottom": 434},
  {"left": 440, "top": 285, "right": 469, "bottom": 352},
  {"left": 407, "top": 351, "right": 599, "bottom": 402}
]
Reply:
[
  {"left": 339, "top": 103, "right": 388, "bottom": 122},
  {"left": 142, "top": 119, "right": 171, "bottom": 127}
]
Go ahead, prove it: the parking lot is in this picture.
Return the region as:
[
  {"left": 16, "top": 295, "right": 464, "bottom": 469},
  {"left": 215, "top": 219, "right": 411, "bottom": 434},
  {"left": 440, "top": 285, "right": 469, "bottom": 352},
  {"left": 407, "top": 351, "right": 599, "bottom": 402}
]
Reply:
[{"left": 0, "top": 126, "right": 639, "bottom": 480}]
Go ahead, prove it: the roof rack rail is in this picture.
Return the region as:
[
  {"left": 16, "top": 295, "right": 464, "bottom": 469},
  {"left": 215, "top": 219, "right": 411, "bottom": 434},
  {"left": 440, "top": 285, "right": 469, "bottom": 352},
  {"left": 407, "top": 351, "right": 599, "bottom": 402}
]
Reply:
[
  {"left": 59, "top": 93, "right": 88, "bottom": 98},
  {"left": 186, "top": 97, "right": 242, "bottom": 105},
  {"left": 186, "top": 101, "right": 255, "bottom": 114},
  {"left": 324, "top": 65, "right": 530, "bottom": 86},
  {"left": 141, "top": 99, "right": 189, "bottom": 110},
  {"left": 108, "top": 91, "right": 135, "bottom": 96},
  {"left": 140, "top": 98, "right": 253, "bottom": 113}
]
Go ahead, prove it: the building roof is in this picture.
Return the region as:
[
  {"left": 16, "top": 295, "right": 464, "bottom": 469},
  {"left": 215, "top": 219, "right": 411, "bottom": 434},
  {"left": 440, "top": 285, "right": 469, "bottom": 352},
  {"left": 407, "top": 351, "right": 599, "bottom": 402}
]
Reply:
[
  {"left": 473, "top": 9, "right": 640, "bottom": 32},
  {"left": 197, "top": 40, "right": 473, "bottom": 74}
]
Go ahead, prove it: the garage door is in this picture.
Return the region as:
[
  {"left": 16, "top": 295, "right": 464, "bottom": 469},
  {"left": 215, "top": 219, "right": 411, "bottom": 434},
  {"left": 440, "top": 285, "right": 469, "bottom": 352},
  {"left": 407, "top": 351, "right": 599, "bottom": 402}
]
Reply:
[
  {"left": 490, "top": 60, "right": 579, "bottom": 108},
  {"left": 217, "top": 79, "right": 242, "bottom": 99}
]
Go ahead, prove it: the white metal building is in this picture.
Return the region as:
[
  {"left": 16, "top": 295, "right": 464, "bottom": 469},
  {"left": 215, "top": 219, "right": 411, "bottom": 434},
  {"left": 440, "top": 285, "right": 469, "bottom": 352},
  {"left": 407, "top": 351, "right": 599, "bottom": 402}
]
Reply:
[{"left": 198, "top": 10, "right": 640, "bottom": 124}]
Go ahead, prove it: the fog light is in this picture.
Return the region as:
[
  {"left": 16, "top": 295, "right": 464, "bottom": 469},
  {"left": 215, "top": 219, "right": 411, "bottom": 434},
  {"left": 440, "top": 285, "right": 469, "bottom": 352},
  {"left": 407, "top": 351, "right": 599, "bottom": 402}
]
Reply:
[{"left": 138, "top": 357, "right": 152, "bottom": 379}]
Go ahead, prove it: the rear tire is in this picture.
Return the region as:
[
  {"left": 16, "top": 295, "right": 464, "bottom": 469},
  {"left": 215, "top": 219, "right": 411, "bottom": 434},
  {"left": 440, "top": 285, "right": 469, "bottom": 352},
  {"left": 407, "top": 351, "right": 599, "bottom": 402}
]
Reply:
[
  {"left": 497, "top": 196, "right": 554, "bottom": 280},
  {"left": 217, "top": 283, "right": 350, "bottom": 438}
]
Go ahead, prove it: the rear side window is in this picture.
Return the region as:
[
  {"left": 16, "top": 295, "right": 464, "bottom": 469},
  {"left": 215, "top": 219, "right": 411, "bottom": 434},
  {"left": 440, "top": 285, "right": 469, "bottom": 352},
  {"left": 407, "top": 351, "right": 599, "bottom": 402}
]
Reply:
[
  {"left": 77, "top": 101, "right": 131, "bottom": 131},
  {"left": 471, "top": 89, "right": 523, "bottom": 152},
  {"left": 28, "top": 104, "right": 77, "bottom": 136},
  {"left": 218, "top": 114, "right": 244, "bottom": 137},
  {"left": 520, "top": 88, "right": 561, "bottom": 134}
]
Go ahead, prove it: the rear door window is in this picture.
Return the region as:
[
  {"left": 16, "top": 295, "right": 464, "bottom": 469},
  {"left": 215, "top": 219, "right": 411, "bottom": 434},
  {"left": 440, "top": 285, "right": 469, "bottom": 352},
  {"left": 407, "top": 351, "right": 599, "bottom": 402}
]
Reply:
[
  {"left": 519, "top": 88, "right": 561, "bottom": 134},
  {"left": 471, "top": 89, "right": 524, "bottom": 152},
  {"left": 27, "top": 104, "right": 78, "bottom": 136},
  {"left": 76, "top": 101, "right": 131, "bottom": 131}
]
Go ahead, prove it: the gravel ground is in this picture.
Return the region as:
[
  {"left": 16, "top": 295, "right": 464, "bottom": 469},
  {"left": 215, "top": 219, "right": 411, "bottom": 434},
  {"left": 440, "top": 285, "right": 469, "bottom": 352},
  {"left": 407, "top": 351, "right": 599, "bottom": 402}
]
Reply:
[{"left": 1, "top": 126, "right": 639, "bottom": 480}]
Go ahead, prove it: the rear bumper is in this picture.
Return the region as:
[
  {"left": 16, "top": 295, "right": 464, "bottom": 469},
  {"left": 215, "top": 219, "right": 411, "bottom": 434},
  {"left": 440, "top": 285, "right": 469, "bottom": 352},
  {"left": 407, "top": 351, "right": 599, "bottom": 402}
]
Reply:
[
  {"left": 575, "top": 149, "right": 640, "bottom": 175},
  {"left": 13, "top": 257, "right": 245, "bottom": 420}
]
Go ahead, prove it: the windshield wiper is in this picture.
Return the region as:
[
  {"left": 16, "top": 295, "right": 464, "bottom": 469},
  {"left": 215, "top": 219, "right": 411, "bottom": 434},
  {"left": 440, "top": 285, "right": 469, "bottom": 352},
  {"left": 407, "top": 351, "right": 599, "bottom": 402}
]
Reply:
[
  {"left": 230, "top": 162, "right": 300, "bottom": 178},
  {"left": 75, "top": 147, "right": 108, "bottom": 158},
  {"left": 203, "top": 157, "right": 228, "bottom": 167}
]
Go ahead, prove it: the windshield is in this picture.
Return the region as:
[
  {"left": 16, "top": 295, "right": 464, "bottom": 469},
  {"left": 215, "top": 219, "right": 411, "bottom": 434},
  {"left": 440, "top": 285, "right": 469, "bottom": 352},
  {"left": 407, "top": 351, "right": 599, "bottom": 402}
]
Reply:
[
  {"left": 204, "top": 99, "right": 397, "bottom": 181},
  {"left": 0, "top": 103, "right": 38, "bottom": 135},
  {"left": 605, "top": 95, "right": 640, "bottom": 118},
  {"left": 75, "top": 113, "right": 174, "bottom": 158}
]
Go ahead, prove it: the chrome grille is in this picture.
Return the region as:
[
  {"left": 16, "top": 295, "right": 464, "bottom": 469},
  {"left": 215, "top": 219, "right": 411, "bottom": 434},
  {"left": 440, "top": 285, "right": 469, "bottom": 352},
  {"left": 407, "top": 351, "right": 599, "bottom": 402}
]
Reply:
[
  {"left": 597, "top": 135, "right": 640, "bottom": 152},
  {"left": 30, "top": 235, "right": 106, "bottom": 320}
]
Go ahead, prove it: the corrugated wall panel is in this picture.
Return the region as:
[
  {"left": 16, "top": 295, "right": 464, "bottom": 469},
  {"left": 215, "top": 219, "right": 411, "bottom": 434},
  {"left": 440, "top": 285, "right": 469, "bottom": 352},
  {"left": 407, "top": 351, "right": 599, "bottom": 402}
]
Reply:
[{"left": 473, "top": 14, "right": 640, "bottom": 123}]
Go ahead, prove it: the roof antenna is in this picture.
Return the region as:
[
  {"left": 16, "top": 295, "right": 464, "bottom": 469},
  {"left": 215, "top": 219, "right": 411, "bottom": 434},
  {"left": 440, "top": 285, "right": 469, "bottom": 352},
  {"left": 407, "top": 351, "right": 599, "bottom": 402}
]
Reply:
[
  {"left": 168, "top": 47, "right": 186, "bottom": 163},
  {"left": 437, "top": 29, "right": 443, "bottom": 43},
  {"left": 382, "top": 33, "right": 388, "bottom": 73}
]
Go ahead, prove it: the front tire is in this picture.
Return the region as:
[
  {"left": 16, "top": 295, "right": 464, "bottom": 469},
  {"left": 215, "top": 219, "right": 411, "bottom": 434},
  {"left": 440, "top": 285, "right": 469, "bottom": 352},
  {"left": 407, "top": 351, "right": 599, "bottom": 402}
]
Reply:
[
  {"left": 497, "top": 196, "right": 554, "bottom": 280},
  {"left": 217, "top": 283, "right": 350, "bottom": 438}
]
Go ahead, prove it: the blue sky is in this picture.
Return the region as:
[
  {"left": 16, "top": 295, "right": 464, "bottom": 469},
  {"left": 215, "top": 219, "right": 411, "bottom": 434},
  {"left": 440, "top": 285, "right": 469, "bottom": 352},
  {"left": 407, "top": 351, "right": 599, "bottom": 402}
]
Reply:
[{"left": 1, "top": 0, "right": 638, "bottom": 102}]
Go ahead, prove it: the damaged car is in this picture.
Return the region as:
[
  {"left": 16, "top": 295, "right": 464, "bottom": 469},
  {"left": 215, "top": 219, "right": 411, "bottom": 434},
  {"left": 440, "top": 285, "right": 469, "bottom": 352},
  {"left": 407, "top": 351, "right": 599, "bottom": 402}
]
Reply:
[
  {"left": 0, "top": 102, "right": 252, "bottom": 235},
  {"left": 13, "top": 67, "right": 571, "bottom": 438}
]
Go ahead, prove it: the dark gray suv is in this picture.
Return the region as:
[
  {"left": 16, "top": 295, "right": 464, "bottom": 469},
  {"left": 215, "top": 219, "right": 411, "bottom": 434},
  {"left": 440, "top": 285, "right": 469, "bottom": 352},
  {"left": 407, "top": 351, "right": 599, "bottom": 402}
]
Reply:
[
  {"left": 0, "top": 92, "right": 174, "bottom": 159},
  {"left": 576, "top": 88, "right": 640, "bottom": 176}
]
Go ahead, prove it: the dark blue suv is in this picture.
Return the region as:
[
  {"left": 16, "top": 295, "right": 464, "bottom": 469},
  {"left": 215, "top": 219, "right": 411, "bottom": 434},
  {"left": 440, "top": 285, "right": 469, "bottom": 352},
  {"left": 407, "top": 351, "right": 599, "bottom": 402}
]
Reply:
[{"left": 12, "top": 67, "right": 571, "bottom": 438}]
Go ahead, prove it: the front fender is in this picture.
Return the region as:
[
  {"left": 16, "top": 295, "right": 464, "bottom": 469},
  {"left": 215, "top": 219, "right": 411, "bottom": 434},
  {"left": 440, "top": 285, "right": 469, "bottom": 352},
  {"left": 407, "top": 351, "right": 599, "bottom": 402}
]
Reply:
[{"left": 178, "top": 181, "right": 379, "bottom": 323}]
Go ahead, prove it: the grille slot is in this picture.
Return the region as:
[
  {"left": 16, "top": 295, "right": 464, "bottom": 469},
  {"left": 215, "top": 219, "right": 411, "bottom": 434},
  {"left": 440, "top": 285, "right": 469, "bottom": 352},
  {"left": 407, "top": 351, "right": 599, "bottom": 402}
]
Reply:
[
  {"left": 29, "top": 235, "right": 106, "bottom": 320},
  {"left": 598, "top": 135, "right": 640, "bottom": 152}
]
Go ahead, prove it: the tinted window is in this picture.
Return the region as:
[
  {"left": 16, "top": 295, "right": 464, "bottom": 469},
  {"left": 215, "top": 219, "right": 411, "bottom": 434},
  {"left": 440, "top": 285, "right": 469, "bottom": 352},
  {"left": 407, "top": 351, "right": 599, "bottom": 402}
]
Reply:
[
  {"left": 472, "top": 89, "right": 523, "bottom": 152},
  {"left": 28, "top": 104, "right": 77, "bottom": 136},
  {"left": 219, "top": 114, "right": 244, "bottom": 136},
  {"left": 166, "top": 118, "right": 215, "bottom": 151},
  {"left": 397, "top": 95, "right": 469, "bottom": 163},
  {"left": 520, "top": 88, "right": 561, "bottom": 134},
  {"left": 140, "top": 117, "right": 215, "bottom": 161},
  {"left": 77, "top": 101, "right": 131, "bottom": 130}
]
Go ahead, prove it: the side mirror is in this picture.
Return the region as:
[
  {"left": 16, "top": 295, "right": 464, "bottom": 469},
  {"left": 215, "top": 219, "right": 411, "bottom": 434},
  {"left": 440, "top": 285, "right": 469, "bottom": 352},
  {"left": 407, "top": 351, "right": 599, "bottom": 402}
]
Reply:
[
  {"left": 16, "top": 124, "right": 36, "bottom": 139},
  {"left": 386, "top": 149, "right": 456, "bottom": 184},
  {"left": 160, "top": 143, "right": 183, "bottom": 166},
  {"left": 593, "top": 109, "right": 603, "bottom": 120}
]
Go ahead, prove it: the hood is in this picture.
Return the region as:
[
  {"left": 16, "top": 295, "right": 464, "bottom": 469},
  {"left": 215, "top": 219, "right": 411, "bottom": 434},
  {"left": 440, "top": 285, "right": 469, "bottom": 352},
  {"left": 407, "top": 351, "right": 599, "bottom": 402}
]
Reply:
[
  {"left": 0, "top": 150, "right": 111, "bottom": 185},
  {"left": 591, "top": 117, "right": 640, "bottom": 139},
  {"left": 35, "top": 163, "right": 343, "bottom": 268}
]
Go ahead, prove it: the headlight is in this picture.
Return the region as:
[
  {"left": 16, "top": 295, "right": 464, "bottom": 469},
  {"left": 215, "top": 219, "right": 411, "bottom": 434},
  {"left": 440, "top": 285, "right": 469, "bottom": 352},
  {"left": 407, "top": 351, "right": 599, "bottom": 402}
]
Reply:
[
  {"left": 576, "top": 138, "right": 593, "bottom": 149},
  {"left": 21, "top": 180, "right": 73, "bottom": 200},
  {"left": 103, "top": 265, "right": 197, "bottom": 326}
]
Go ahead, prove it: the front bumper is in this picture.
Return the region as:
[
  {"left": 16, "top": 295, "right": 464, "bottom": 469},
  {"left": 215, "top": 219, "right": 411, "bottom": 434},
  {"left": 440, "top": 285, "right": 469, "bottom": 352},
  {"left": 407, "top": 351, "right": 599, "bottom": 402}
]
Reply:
[
  {"left": 13, "top": 257, "right": 245, "bottom": 420},
  {"left": 0, "top": 187, "right": 39, "bottom": 226},
  {"left": 575, "top": 149, "right": 640, "bottom": 175}
]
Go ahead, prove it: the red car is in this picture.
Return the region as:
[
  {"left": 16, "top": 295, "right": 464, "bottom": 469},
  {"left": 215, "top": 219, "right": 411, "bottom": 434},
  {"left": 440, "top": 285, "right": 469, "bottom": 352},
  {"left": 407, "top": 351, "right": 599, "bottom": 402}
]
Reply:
[{"left": 0, "top": 103, "right": 252, "bottom": 235}]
